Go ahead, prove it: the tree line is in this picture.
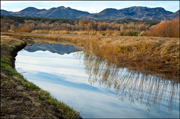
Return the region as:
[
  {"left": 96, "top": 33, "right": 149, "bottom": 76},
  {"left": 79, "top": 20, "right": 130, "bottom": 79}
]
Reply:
[{"left": 1, "top": 15, "right": 179, "bottom": 37}]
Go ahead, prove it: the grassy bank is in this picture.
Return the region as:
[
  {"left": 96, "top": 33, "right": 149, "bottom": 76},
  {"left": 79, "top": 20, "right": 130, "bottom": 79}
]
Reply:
[
  {"left": 1, "top": 35, "right": 81, "bottom": 118},
  {"left": 2, "top": 32, "right": 179, "bottom": 80},
  {"left": 83, "top": 37, "right": 179, "bottom": 79}
]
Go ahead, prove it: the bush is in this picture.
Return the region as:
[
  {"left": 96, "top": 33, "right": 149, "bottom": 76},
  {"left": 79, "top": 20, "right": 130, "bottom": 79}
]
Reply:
[
  {"left": 1, "top": 26, "right": 9, "bottom": 32},
  {"left": 145, "top": 18, "right": 179, "bottom": 38},
  {"left": 125, "top": 30, "right": 140, "bottom": 36},
  {"left": 102, "top": 33, "right": 106, "bottom": 36},
  {"left": 119, "top": 31, "right": 125, "bottom": 36},
  {"left": 15, "top": 26, "right": 33, "bottom": 32},
  {"left": 139, "top": 31, "right": 146, "bottom": 36}
]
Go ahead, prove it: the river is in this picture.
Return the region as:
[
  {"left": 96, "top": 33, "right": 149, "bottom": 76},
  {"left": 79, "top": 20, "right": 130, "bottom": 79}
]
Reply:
[{"left": 15, "top": 43, "right": 179, "bottom": 118}]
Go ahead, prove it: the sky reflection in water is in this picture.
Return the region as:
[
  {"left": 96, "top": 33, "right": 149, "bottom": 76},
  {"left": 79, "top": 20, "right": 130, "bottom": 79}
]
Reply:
[{"left": 15, "top": 43, "right": 179, "bottom": 118}]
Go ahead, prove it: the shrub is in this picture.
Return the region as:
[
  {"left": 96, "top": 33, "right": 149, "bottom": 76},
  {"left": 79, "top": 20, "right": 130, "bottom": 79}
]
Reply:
[
  {"left": 1, "top": 26, "right": 9, "bottom": 32},
  {"left": 102, "top": 33, "right": 106, "bottom": 36},
  {"left": 145, "top": 18, "right": 179, "bottom": 38},
  {"left": 71, "top": 39, "right": 77, "bottom": 43},
  {"left": 119, "top": 31, "right": 125, "bottom": 36},
  {"left": 16, "top": 26, "right": 33, "bottom": 32},
  {"left": 125, "top": 30, "right": 140, "bottom": 36},
  {"left": 139, "top": 31, "right": 146, "bottom": 36}
]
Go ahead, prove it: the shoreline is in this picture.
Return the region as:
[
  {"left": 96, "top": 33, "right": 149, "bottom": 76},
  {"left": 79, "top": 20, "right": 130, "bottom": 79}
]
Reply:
[
  {"left": 1, "top": 35, "right": 82, "bottom": 118},
  {"left": 2, "top": 32, "right": 179, "bottom": 80}
]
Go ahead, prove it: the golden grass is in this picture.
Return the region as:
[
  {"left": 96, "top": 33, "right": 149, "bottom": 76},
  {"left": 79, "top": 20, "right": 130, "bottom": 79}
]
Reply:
[
  {"left": 82, "top": 36, "right": 179, "bottom": 78},
  {"left": 3, "top": 32, "right": 179, "bottom": 79},
  {"left": 30, "top": 29, "right": 141, "bottom": 37},
  {"left": 31, "top": 30, "right": 49, "bottom": 33}
]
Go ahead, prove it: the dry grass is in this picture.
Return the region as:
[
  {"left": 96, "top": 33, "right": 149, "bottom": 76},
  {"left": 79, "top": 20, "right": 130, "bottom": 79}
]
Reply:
[
  {"left": 30, "top": 29, "right": 141, "bottom": 37},
  {"left": 82, "top": 36, "right": 179, "bottom": 78},
  {"left": 31, "top": 30, "right": 90, "bottom": 35},
  {"left": 31, "top": 30, "right": 49, "bottom": 33},
  {"left": 3, "top": 32, "right": 179, "bottom": 79}
]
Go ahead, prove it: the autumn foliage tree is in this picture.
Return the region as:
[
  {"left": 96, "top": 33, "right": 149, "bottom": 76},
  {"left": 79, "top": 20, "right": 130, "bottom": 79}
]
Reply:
[
  {"left": 145, "top": 18, "right": 179, "bottom": 38},
  {"left": 1, "top": 19, "right": 14, "bottom": 31}
]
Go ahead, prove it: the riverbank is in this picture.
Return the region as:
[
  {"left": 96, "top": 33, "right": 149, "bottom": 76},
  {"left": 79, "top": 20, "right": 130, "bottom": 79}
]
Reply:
[
  {"left": 1, "top": 35, "right": 81, "bottom": 118},
  {"left": 2, "top": 32, "right": 179, "bottom": 80}
]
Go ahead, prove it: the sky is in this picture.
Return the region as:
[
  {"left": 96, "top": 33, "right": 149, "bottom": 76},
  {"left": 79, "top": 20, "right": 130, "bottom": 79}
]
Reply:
[{"left": 1, "top": 1, "right": 179, "bottom": 13}]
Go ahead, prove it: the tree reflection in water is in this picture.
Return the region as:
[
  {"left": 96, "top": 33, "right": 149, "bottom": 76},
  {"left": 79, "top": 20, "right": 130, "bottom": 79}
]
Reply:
[{"left": 74, "top": 51, "right": 179, "bottom": 114}]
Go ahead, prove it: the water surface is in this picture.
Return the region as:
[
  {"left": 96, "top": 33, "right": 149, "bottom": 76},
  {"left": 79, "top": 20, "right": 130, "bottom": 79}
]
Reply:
[{"left": 15, "top": 43, "right": 179, "bottom": 118}]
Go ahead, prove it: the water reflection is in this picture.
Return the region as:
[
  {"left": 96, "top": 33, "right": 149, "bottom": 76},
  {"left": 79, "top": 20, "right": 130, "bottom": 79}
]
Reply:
[
  {"left": 15, "top": 43, "right": 179, "bottom": 118},
  {"left": 24, "top": 43, "right": 81, "bottom": 55},
  {"left": 75, "top": 51, "right": 179, "bottom": 114}
]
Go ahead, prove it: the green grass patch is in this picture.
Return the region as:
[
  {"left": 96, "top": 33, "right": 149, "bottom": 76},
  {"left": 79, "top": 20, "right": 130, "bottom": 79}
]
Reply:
[
  {"left": 1, "top": 62, "right": 16, "bottom": 75},
  {"left": 1, "top": 57, "right": 11, "bottom": 64},
  {"left": 119, "top": 31, "right": 125, "bottom": 36},
  {"left": 38, "top": 90, "right": 51, "bottom": 101},
  {"left": 1, "top": 58, "right": 27, "bottom": 82},
  {"left": 102, "top": 33, "right": 106, "bottom": 36},
  {"left": 125, "top": 30, "right": 140, "bottom": 36},
  {"left": 23, "top": 82, "right": 41, "bottom": 90}
]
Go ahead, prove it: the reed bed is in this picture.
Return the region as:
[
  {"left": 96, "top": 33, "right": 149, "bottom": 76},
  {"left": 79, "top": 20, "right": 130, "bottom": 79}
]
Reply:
[
  {"left": 82, "top": 36, "right": 179, "bottom": 78},
  {"left": 3, "top": 32, "right": 179, "bottom": 79}
]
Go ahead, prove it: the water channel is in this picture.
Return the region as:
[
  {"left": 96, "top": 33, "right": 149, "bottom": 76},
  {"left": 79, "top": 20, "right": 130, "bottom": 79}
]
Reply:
[{"left": 15, "top": 43, "right": 179, "bottom": 118}]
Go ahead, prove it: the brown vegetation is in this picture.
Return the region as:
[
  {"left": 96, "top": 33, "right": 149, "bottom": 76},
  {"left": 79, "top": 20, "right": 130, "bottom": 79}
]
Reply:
[
  {"left": 2, "top": 16, "right": 179, "bottom": 38},
  {"left": 4, "top": 32, "right": 179, "bottom": 80},
  {"left": 145, "top": 18, "right": 179, "bottom": 38},
  {"left": 1, "top": 17, "right": 150, "bottom": 36},
  {"left": 14, "top": 26, "right": 33, "bottom": 32},
  {"left": 84, "top": 37, "right": 179, "bottom": 79}
]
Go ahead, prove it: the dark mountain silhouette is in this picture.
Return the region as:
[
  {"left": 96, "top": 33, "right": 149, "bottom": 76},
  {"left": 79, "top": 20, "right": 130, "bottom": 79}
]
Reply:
[
  {"left": 24, "top": 43, "right": 81, "bottom": 55},
  {"left": 1, "top": 6, "right": 90, "bottom": 19},
  {"left": 1, "top": 9, "right": 12, "bottom": 15},
  {"left": 37, "top": 6, "right": 90, "bottom": 18},
  {"left": 91, "top": 6, "right": 174, "bottom": 21},
  {"left": 1, "top": 6, "right": 179, "bottom": 21},
  {"left": 20, "top": 7, "right": 45, "bottom": 13},
  {"left": 14, "top": 7, "right": 46, "bottom": 17}
]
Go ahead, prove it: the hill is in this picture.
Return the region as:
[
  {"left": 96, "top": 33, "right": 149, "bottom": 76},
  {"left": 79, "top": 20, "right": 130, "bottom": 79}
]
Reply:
[{"left": 1, "top": 6, "right": 179, "bottom": 21}]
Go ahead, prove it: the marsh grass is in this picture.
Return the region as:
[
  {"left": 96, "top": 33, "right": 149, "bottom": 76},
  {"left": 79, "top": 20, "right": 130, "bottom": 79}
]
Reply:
[
  {"left": 83, "top": 37, "right": 179, "bottom": 78},
  {"left": 3, "top": 33, "right": 180, "bottom": 79},
  {"left": 1, "top": 35, "right": 81, "bottom": 118},
  {"left": 30, "top": 29, "right": 142, "bottom": 37}
]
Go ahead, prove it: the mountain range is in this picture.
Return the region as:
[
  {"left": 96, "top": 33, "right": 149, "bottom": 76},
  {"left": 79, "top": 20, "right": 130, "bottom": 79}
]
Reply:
[
  {"left": 24, "top": 43, "right": 81, "bottom": 55},
  {"left": 1, "top": 6, "right": 179, "bottom": 21}
]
